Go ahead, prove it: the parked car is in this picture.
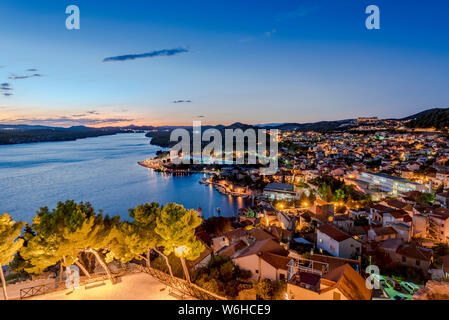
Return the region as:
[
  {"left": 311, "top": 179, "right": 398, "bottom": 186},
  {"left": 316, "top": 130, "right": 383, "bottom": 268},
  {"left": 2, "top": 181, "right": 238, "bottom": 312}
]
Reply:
[
  {"left": 391, "top": 293, "right": 411, "bottom": 300},
  {"left": 401, "top": 281, "right": 420, "bottom": 295},
  {"left": 376, "top": 276, "right": 393, "bottom": 290},
  {"left": 385, "top": 277, "right": 401, "bottom": 291}
]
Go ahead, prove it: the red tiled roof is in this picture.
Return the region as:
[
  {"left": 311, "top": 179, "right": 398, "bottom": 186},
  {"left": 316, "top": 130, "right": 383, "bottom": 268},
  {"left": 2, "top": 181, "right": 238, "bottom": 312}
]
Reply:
[
  {"left": 371, "top": 226, "right": 397, "bottom": 236},
  {"left": 371, "top": 204, "right": 394, "bottom": 212},
  {"left": 298, "top": 272, "right": 321, "bottom": 286},
  {"left": 403, "top": 215, "right": 412, "bottom": 223},
  {"left": 224, "top": 228, "right": 247, "bottom": 240},
  {"left": 386, "top": 199, "right": 408, "bottom": 209},
  {"left": 216, "top": 240, "right": 248, "bottom": 258},
  {"left": 261, "top": 252, "right": 292, "bottom": 270},
  {"left": 318, "top": 224, "right": 351, "bottom": 242},
  {"left": 188, "top": 244, "right": 213, "bottom": 267},
  {"left": 196, "top": 231, "right": 212, "bottom": 244},
  {"left": 396, "top": 243, "right": 432, "bottom": 261},
  {"left": 233, "top": 238, "right": 288, "bottom": 259},
  {"left": 433, "top": 207, "right": 449, "bottom": 220},
  {"left": 310, "top": 254, "right": 361, "bottom": 273},
  {"left": 323, "top": 264, "right": 372, "bottom": 300},
  {"left": 264, "top": 225, "right": 292, "bottom": 241},
  {"left": 387, "top": 209, "right": 409, "bottom": 219},
  {"left": 248, "top": 228, "right": 275, "bottom": 241}
]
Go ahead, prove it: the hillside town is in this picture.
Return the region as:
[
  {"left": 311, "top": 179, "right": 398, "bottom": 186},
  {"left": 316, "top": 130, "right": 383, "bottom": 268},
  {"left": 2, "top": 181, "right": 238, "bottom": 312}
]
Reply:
[
  {"left": 3, "top": 119, "right": 449, "bottom": 301},
  {"left": 183, "top": 123, "right": 449, "bottom": 300}
]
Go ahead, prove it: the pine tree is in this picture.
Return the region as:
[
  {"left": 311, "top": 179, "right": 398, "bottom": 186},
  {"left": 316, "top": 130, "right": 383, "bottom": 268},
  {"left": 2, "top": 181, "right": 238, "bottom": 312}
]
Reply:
[
  {"left": 106, "top": 203, "right": 171, "bottom": 274},
  {"left": 155, "top": 203, "right": 205, "bottom": 282},
  {"left": 326, "top": 185, "right": 334, "bottom": 202},
  {"left": 335, "top": 188, "right": 345, "bottom": 202},
  {"left": 308, "top": 191, "right": 316, "bottom": 204},
  {"left": 21, "top": 201, "right": 116, "bottom": 283},
  {"left": 0, "top": 214, "right": 25, "bottom": 300}
]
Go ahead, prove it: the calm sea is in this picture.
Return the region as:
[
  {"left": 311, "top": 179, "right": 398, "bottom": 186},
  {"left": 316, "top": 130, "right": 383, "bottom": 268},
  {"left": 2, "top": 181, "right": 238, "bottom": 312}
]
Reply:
[{"left": 0, "top": 133, "right": 249, "bottom": 223}]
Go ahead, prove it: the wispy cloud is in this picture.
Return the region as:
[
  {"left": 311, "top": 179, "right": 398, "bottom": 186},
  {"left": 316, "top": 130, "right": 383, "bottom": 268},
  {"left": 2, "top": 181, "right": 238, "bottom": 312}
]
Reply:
[
  {"left": 0, "top": 82, "right": 13, "bottom": 97},
  {"left": 173, "top": 100, "right": 192, "bottom": 104},
  {"left": 9, "top": 73, "right": 43, "bottom": 80},
  {"left": 27, "top": 68, "right": 38, "bottom": 72},
  {"left": 265, "top": 29, "right": 277, "bottom": 37},
  {"left": 276, "top": 5, "right": 319, "bottom": 22},
  {"left": 103, "top": 48, "right": 189, "bottom": 62},
  {"left": 238, "top": 37, "right": 254, "bottom": 43},
  {"left": 1, "top": 83, "right": 12, "bottom": 90},
  {"left": 10, "top": 116, "right": 133, "bottom": 126},
  {"left": 71, "top": 110, "right": 100, "bottom": 117}
]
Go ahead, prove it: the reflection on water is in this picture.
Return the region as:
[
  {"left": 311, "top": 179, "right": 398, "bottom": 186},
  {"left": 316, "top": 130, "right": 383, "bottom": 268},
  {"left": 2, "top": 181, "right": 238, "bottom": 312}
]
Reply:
[{"left": 0, "top": 133, "right": 250, "bottom": 223}]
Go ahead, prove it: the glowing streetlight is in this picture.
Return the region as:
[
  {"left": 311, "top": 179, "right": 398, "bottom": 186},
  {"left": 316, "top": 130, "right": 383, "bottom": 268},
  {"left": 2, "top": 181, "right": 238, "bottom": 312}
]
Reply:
[
  {"left": 176, "top": 246, "right": 187, "bottom": 256},
  {"left": 176, "top": 246, "right": 191, "bottom": 283}
]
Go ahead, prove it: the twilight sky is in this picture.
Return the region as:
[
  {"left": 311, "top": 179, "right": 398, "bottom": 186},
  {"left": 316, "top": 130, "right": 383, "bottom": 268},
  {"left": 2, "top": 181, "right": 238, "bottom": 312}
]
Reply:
[{"left": 0, "top": 0, "right": 448, "bottom": 127}]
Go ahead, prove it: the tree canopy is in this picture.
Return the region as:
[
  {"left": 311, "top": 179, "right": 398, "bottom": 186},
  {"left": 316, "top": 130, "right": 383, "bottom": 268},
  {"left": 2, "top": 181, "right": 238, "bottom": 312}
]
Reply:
[
  {"left": 106, "top": 202, "right": 163, "bottom": 267},
  {"left": 155, "top": 203, "right": 205, "bottom": 282},
  {"left": 0, "top": 214, "right": 25, "bottom": 300},
  {"left": 155, "top": 203, "right": 204, "bottom": 261},
  {"left": 20, "top": 201, "right": 117, "bottom": 280}
]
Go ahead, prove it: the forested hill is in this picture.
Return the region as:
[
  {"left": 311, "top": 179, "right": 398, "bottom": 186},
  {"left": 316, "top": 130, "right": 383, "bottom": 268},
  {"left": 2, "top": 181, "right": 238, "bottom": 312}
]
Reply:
[
  {"left": 405, "top": 108, "right": 449, "bottom": 131},
  {"left": 0, "top": 126, "right": 123, "bottom": 145}
]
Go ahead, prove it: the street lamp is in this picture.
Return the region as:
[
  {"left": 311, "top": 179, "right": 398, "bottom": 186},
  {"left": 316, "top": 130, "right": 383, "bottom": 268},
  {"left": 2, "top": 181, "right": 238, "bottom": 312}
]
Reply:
[
  {"left": 176, "top": 246, "right": 187, "bottom": 256},
  {"left": 176, "top": 246, "right": 191, "bottom": 283}
]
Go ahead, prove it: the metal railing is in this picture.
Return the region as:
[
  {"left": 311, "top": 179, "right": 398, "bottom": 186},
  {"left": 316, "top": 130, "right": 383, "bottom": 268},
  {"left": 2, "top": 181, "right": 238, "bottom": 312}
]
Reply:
[
  {"left": 19, "top": 274, "right": 115, "bottom": 299},
  {"left": 287, "top": 257, "right": 329, "bottom": 280},
  {"left": 20, "top": 282, "right": 58, "bottom": 300},
  {"left": 19, "top": 264, "right": 227, "bottom": 300},
  {"left": 138, "top": 265, "right": 227, "bottom": 300}
]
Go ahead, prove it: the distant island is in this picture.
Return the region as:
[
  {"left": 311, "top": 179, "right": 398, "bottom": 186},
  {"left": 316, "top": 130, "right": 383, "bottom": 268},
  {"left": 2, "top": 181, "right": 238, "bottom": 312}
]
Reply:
[{"left": 0, "top": 125, "right": 124, "bottom": 145}]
